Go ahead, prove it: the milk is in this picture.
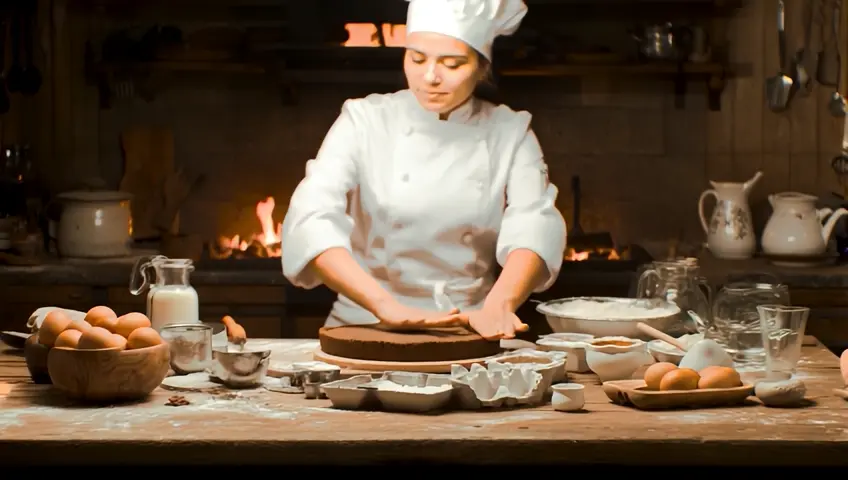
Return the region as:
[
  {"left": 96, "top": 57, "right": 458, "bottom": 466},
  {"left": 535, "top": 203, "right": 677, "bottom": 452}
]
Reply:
[{"left": 149, "top": 286, "right": 200, "bottom": 331}]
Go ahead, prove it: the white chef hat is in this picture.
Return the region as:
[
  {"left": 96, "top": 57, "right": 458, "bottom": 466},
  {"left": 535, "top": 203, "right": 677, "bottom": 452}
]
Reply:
[{"left": 405, "top": 0, "right": 528, "bottom": 61}]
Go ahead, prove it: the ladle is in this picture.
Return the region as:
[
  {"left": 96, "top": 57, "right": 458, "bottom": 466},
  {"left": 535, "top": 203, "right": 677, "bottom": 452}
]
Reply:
[
  {"left": 828, "top": 0, "right": 847, "bottom": 117},
  {"left": 767, "top": 0, "right": 794, "bottom": 112},
  {"left": 792, "top": 0, "right": 816, "bottom": 96},
  {"left": 0, "top": 18, "right": 10, "bottom": 115},
  {"left": 5, "top": 8, "right": 23, "bottom": 94},
  {"left": 19, "top": 0, "right": 42, "bottom": 96}
]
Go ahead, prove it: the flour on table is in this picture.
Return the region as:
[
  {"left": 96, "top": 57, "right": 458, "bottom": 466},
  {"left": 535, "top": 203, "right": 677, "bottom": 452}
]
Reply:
[
  {"left": 0, "top": 389, "right": 312, "bottom": 433},
  {"left": 160, "top": 372, "right": 222, "bottom": 391}
]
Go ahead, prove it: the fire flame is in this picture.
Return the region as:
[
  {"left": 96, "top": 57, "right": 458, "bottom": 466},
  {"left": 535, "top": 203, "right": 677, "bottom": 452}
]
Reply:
[
  {"left": 223, "top": 197, "right": 282, "bottom": 257},
  {"left": 343, "top": 23, "right": 406, "bottom": 47},
  {"left": 564, "top": 248, "right": 621, "bottom": 261}
]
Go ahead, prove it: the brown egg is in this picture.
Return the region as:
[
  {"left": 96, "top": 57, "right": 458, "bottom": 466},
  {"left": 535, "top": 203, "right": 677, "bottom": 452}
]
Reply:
[
  {"left": 110, "top": 334, "right": 128, "bottom": 351},
  {"left": 66, "top": 319, "right": 92, "bottom": 333},
  {"left": 644, "top": 362, "right": 678, "bottom": 390},
  {"left": 77, "top": 326, "right": 123, "bottom": 350},
  {"left": 113, "top": 312, "right": 152, "bottom": 338},
  {"left": 659, "top": 368, "right": 700, "bottom": 391},
  {"left": 127, "top": 327, "right": 163, "bottom": 349},
  {"left": 38, "top": 310, "right": 73, "bottom": 347},
  {"left": 54, "top": 329, "right": 83, "bottom": 349},
  {"left": 84, "top": 306, "right": 119, "bottom": 332},
  {"left": 698, "top": 366, "right": 742, "bottom": 389}
]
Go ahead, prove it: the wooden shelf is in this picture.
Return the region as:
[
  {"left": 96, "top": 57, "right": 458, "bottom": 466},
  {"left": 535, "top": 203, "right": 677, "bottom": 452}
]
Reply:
[
  {"left": 90, "top": 60, "right": 728, "bottom": 110},
  {"left": 500, "top": 62, "right": 725, "bottom": 77},
  {"left": 95, "top": 59, "right": 726, "bottom": 77}
]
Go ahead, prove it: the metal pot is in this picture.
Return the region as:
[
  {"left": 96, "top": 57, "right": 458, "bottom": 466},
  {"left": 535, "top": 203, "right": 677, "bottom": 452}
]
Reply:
[
  {"left": 55, "top": 190, "right": 133, "bottom": 258},
  {"left": 631, "top": 23, "right": 692, "bottom": 61}
]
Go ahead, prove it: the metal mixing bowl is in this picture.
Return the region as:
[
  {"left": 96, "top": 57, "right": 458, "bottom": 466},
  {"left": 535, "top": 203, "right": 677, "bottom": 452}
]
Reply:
[{"left": 212, "top": 347, "right": 271, "bottom": 388}]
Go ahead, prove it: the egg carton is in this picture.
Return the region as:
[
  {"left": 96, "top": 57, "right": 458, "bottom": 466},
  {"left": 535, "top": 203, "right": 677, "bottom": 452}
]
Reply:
[
  {"left": 488, "top": 349, "right": 567, "bottom": 391},
  {"left": 322, "top": 371, "right": 454, "bottom": 413},
  {"left": 450, "top": 362, "right": 544, "bottom": 409}
]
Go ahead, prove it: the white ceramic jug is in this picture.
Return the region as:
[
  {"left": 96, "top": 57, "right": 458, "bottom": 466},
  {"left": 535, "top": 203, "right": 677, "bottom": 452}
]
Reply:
[
  {"left": 761, "top": 192, "right": 848, "bottom": 256},
  {"left": 697, "top": 171, "right": 763, "bottom": 259}
]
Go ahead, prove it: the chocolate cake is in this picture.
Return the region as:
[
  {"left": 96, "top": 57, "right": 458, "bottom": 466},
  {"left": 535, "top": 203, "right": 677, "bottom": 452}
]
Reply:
[{"left": 318, "top": 325, "right": 503, "bottom": 362}]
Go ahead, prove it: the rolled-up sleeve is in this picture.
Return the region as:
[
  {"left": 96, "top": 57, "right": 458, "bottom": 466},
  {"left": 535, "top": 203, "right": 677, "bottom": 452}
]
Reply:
[
  {"left": 495, "top": 125, "right": 567, "bottom": 293},
  {"left": 281, "top": 101, "right": 360, "bottom": 289}
]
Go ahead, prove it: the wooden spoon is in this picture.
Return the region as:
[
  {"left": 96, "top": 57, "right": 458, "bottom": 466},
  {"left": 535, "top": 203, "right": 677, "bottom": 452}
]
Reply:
[
  {"left": 221, "top": 315, "right": 247, "bottom": 349},
  {"left": 636, "top": 322, "right": 688, "bottom": 352}
]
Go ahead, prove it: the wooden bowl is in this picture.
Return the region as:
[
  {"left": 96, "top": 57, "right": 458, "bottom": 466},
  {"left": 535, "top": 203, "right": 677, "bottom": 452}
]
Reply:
[
  {"left": 23, "top": 334, "right": 51, "bottom": 384},
  {"left": 47, "top": 342, "right": 170, "bottom": 403}
]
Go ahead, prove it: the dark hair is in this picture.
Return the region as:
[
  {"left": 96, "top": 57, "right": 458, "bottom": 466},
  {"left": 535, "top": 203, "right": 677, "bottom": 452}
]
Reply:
[{"left": 473, "top": 53, "right": 502, "bottom": 105}]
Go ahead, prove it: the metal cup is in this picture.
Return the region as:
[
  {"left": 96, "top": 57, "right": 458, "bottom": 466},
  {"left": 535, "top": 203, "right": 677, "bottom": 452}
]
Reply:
[{"left": 160, "top": 323, "right": 213, "bottom": 374}]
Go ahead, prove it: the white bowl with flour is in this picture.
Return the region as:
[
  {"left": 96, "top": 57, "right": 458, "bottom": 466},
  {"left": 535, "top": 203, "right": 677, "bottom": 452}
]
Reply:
[{"left": 535, "top": 296, "right": 682, "bottom": 339}]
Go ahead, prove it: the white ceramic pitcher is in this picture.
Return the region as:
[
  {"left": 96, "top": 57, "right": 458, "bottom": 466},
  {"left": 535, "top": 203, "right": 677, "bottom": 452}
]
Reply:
[
  {"left": 761, "top": 192, "right": 848, "bottom": 256},
  {"left": 698, "top": 171, "right": 763, "bottom": 259}
]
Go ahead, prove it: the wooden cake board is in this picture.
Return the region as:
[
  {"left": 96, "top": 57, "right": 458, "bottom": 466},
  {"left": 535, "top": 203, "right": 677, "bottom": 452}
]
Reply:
[{"left": 313, "top": 347, "right": 498, "bottom": 375}]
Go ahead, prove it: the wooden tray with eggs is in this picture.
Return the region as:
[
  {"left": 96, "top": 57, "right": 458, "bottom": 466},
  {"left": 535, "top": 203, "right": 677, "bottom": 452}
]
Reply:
[{"left": 602, "top": 363, "right": 754, "bottom": 410}]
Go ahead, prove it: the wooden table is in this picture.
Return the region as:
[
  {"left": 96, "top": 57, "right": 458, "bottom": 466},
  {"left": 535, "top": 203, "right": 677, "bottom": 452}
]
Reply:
[{"left": 1, "top": 339, "right": 847, "bottom": 467}]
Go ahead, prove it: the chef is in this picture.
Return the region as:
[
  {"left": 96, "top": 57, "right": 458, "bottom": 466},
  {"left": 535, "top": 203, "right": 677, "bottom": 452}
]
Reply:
[{"left": 281, "top": 0, "right": 567, "bottom": 340}]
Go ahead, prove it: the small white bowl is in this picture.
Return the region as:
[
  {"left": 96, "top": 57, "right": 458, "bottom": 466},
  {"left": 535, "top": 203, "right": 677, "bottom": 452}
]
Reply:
[
  {"left": 584, "top": 336, "right": 652, "bottom": 382},
  {"left": 536, "top": 333, "right": 594, "bottom": 373},
  {"left": 647, "top": 340, "right": 685, "bottom": 365},
  {"left": 551, "top": 383, "right": 585, "bottom": 412}
]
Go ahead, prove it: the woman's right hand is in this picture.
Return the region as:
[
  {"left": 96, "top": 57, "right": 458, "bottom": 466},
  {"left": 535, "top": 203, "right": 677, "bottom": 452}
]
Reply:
[{"left": 372, "top": 298, "right": 468, "bottom": 330}]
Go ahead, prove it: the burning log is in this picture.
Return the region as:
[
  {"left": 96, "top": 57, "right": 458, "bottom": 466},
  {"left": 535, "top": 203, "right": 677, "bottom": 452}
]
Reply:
[
  {"left": 208, "top": 196, "right": 285, "bottom": 260},
  {"left": 207, "top": 236, "right": 282, "bottom": 260},
  {"left": 209, "top": 236, "right": 234, "bottom": 260},
  {"left": 244, "top": 239, "right": 269, "bottom": 258}
]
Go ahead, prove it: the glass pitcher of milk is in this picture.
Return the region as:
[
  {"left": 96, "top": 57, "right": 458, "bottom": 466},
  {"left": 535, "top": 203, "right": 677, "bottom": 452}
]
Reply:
[{"left": 129, "top": 255, "right": 200, "bottom": 331}]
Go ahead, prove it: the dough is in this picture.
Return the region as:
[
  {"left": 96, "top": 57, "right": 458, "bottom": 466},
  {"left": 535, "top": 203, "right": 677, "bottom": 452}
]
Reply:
[
  {"left": 318, "top": 326, "right": 503, "bottom": 362},
  {"left": 755, "top": 378, "right": 807, "bottom": 407}
]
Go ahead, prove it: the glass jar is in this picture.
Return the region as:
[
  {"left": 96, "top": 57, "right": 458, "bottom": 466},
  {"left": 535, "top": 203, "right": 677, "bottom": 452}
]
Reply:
[
  {"left": 130, "top": 255, "right": 200, "bottom": 331},
  {"left": 634, "top": 257, "right": 712, "bottom": 335},
  {"left": 712, "top": 281, "right": 791, "bottom": 373}
]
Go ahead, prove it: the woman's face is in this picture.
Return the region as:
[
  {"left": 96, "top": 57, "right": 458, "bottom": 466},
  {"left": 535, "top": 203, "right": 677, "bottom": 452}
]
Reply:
[{"left": 404, "top": 31, "right": 482, "bottom": 117}]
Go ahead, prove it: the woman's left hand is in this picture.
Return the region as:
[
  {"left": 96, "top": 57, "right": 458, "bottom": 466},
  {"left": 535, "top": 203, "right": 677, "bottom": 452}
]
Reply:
[{"left": 466, "top": 303, "right": 529, "bottom": 340}]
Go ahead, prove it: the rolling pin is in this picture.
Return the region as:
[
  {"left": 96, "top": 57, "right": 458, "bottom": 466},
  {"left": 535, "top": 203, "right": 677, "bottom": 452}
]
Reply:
[
  {"left": 221, "top": 315, "right": 247, "bottom": 349},
  {"left": 636, "top": 322, "right": 688, "bottom": 351}
]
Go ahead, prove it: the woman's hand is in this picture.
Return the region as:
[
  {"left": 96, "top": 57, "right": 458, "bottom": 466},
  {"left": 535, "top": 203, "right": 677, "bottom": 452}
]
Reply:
[
  {"left": 466, "top": 303, "right": 529, "bottom": 340},
  {"left": 373, "top": 298, "right": 468, "bottom": 330}
]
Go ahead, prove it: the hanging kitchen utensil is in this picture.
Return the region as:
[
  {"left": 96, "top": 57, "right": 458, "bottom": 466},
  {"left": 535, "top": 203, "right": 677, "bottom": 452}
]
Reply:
[
  {"left": 793, "top": 0, "right": 817, "bottom": 95},
  {"left": 5, "top": 5, "right": 23, "bottom": 94},
  {"left": 767, "top": 0, "right": 794, "bottom": 112},
  {"left": 19, "top": 0, "right": 42, "bottom": 96},
  {"left": 817, "top": 0, "right": 841, "bottom": 86},
  {"left": 828, "top": 0, "right": 847, "bottom": 116},
  {"left": 567, "top": 175, "right": 614, "bottom": 254},
  {"left": 831, "top": 95, "right": 848, "bottom": 182},
  {"left": 0, "top": 17, "right": 10, "bottom": 114}
]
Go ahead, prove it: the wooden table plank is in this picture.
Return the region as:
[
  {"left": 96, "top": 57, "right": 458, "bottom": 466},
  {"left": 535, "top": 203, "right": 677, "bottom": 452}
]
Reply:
[{"left": 0, "top": 339, "right": 846, "bottom": 466}]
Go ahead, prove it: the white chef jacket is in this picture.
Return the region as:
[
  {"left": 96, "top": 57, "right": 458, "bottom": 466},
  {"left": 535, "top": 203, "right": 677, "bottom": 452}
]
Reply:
[{"left": 281, "top": 89, "right": 566, "bottom": 327}]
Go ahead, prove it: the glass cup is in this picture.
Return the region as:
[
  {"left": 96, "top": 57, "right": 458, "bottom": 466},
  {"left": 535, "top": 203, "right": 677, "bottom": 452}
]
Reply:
[{"left": 757, "top": 304, "right": 809, "bottom": 378}]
